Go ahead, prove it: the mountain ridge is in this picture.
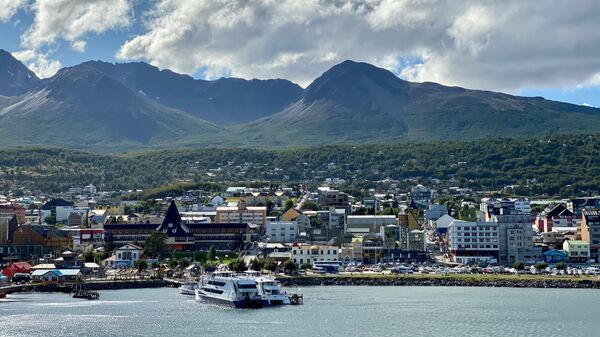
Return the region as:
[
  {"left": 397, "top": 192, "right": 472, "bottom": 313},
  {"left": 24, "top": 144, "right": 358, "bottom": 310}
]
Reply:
[{"left": 1, "top": 50, "right": 599, "bottom": 152}]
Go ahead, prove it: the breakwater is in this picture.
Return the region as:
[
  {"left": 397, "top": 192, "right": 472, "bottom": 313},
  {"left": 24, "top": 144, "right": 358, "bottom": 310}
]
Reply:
[
  {"left": 1, "top": 279, "right": 170, "bottom": 294},
  {"left": 277, "top": 275, "right": 600, "bottom": 289}
]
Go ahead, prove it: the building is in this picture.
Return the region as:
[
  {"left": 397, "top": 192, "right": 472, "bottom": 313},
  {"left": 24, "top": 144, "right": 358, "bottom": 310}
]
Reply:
[
  {"left": 0, "top": 203, "right": 26, "bottom": 225},
  {"left": 105, "top": 201, "right": 256, "bottom": 251},
  {"left": 347, "top": 215, "right": 397, "bottom": 233},
  {"left": 216, "top": 201, "right": 266, "bottom": 225},
  {"left": 480, "top": 198, "right": 531, "bottom": 221},
  {"left": 361, "top": 234, "right": 384, "bottom": 264},
  {"left": 31, "top": 269, "right": 82, "bottom": 283},
  {"left": 318, "top": 190, "right": 350, "bottom": 213},
  {"left": 562, "top": 240, "right": 590, "bottom": 263},
  {"left": 11, "top": 224, "right": 72, "bottom": 251},
  {"left": 424, "top": 204, "right": 448, "bottom": 221},
  {"left": 104, "top": 243, "right": 144, "bottom": 268},
  {"left": 568, "top": 197, "right": 600, "bottom": 215},
  {"left": 266, "top": 221, "right": 298, "bottom": 242},
  {"left": 40, "top": 198, "right": 74, "bottom": 222},
  {"left": 494, "top": 213, "right": 541, "bottom": 265},
  {"left": 434, "top": 214, "right": 455, "bottom": 235},
  {"left": 281, "top": 208, "right": 311, "bottom": 233},
  {"left": 340, "top": 237, "right": 363, "bottom": 263},
  {"left": 542, "top": 250, "right": 568, "bottom": 264},
  {"left": 0, "top": 215, "right": 18, "bottom": 245},
  {"left": 448, "top": 220, "right": 499, "bottom": 264},
  {"left": 537, "top": 204, "right": 577, "bottom": 233},
  {"left": 290, "top": 244, "right": 339, "bottom": 265},
  {"left": 410, "top": 185, "right": 433, "bottom": 207},
  {"left": 579, "top": 209, "right": 600, "bottom": 262}
]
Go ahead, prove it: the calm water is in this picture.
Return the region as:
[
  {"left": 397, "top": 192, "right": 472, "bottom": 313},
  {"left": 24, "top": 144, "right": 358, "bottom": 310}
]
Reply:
[{"left": 1, "top": 286, "right": 599, "bottom": 337}]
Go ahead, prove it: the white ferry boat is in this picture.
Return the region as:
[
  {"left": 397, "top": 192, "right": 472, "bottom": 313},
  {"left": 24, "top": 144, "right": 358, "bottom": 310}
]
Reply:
[
  {"left": 245, "top": 271, "right": 291, "bottom": 305},
  {"left": 179, "top": 282, "right": 197, "bottom": 296},
  {"left": 195, "top": 270, "right": 267, "bottom": 308}
]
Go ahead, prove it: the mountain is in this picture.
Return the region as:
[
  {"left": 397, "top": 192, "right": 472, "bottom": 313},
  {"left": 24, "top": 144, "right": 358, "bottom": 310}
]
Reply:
[
  {"left": 0, "top": 49, "right": 41, "bottom": 96},
  {"left": 230, "top": 60, "right": 600, "bottom": 146},
  {"left": 81, "top": 61, "right": 304, "bottom": 125},
  {"left": 0, "top": 64, "right": 220, "bottom": 151},
  {"left": 1, "top": 50, "right": 600, "bottom": 152}
]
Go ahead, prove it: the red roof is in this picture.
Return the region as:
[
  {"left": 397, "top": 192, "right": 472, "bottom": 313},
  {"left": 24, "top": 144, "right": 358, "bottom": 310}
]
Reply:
[{"left": 1, "top": 262, "right": 32, "bottom": 278}]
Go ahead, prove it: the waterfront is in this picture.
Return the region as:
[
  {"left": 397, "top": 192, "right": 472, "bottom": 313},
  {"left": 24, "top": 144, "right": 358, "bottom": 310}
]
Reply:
[{"left": 1, "top": 287, "right": 599, "bottom": 337}]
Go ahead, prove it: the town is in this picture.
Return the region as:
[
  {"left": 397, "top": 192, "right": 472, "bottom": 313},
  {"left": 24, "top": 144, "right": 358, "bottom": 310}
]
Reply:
[{"left": 2, "top": 181, "right": 600, "bottom": 290}]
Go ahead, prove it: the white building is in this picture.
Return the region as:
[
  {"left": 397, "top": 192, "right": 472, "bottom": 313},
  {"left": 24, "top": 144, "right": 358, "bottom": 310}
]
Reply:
[
  {"left": 448, "top": 220, "right": 499, "bottom": 264},
  {"left": 216, "top": 201, "right": 266, "bottom": 225},
  {"left": 266, "top": 221, "right": 298, "bottom": 242},
  {"left": 103, "top": 243, "right": 144, "bottom": 268},
  {"left": 83, "top": 184, "right": 97, "bottom": 195},
  {"left": 346, "top": 215, "right": 397, "bottom": 232},
  {"left": 291, "top": 244, "right": 339, "bottom": 265}
]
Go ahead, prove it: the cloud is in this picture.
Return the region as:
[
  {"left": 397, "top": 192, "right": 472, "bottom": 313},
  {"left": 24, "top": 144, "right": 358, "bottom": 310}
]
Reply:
[
  {"left": 116, "top": 0, "right": 600, "bottom": 91},
  {"left": 22, "top": 0, "right": 132, "bottom": 52},
  {"left": 0, "top": 0, "right": 27, "bottom": 22},
  {"left": 12, "top": 49, "right": 62, "bottom": 78}
]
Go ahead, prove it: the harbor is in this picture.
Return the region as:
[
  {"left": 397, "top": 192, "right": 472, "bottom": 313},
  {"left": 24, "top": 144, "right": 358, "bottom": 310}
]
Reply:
[{"left": 2, "top": 286, "right": 599, "bottom": 337}]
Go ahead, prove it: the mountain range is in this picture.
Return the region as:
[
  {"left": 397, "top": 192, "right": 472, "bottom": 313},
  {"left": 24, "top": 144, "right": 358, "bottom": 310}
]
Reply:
[{"left": 1, "top": 49, "right": 599, "bottom": 152}]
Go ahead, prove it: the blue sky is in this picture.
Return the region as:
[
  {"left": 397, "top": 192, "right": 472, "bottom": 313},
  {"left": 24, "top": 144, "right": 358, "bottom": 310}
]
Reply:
[{"left": 1, "top": 1, "right": 599, "bottom": 107}]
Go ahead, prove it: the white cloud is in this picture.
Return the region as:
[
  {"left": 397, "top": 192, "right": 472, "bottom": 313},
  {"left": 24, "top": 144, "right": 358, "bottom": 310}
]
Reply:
[
  {"left": 0, "top": 0, "right": 27, "bottom": 22},
  {"left": 22, "top": 0, "right": 132, "bottom": 52},
  {"left": 115, "top": 0, "right": 600, "bottom": 91},
  {"left": 12, "top": 49, "right": 61, "bottom": 78}
]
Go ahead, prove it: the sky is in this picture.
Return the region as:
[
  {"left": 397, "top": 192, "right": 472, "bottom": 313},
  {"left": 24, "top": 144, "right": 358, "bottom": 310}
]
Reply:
[{"left": 1, "top": 0, "right": 600, "bottom": 107}]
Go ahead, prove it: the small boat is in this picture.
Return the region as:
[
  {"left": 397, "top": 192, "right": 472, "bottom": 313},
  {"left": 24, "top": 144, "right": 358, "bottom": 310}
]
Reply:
[
  {"left": 288, "top": 293, "right": 303, "bottom": 305},
  {"left": 72, "top": 289, "right": 100, "bottom": 300},
  {"left": 179, "top": 282, "right": 197, "bottom": 296},
  {"left": 195, "top": 269, "right": 267, "bottom": 308}
]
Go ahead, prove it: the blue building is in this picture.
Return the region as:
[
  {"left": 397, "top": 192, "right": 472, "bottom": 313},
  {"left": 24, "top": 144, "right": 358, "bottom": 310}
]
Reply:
[{"left": 543, "top": 249, "right": 568, "bottom": 263}]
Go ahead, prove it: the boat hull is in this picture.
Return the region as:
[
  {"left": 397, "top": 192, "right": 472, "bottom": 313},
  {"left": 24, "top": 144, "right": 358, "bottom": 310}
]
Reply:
[{"left": 196, "top": 292, "right": 266, "bottom": 308}]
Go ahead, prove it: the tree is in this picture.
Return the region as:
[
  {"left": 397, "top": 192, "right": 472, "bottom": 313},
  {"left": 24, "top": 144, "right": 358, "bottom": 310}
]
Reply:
[
  {"left": 534, "top": 262, "right": 549, "bottom": 271},
  {"left": 168, "top": 259, "right": 179, "bottom": 269},
  {"left": 249, "top": 258, "right": 261, "bottom": 271},
  {"left": 135, "top": 259, "right": 148, "bottom": 271},
  {"left": 284, "top": 260, "right": 297, "bottom": 275},
  {"left": 207, "top": 245, "right": 217, "bottom": 261},
  {"left": 301, "top": 200, "right": 318, "bottom": 211},
  {"left": 284, "top": 199, "right": 294, "bottom": 211},
  {"left": 179, "top": 258, "right": 191, "bottom": 268},
  {"left": 513, "top": 261, "right": 525, "bottom": 271},
  {"left": 555, "top": 262, "right": 566, "bottom": 270},
  {"left": 151, "top": 261, "right": 160, "bottom": 269},
  {"left": 203, "top": 261, "right": 217, "bottom": 272},
  {"left": 44, "top": 215, "right": 57, "bottom": 225},
  {"left": 228, "top": 258, "right": 247, "bottom": 272},
  {"left": 82, "top": 248, "right": 95, "bottom": 262},
  {"left": 144, "top": 232, "right": 168, "bottom": 258},
  {"left": 300, "top": 262, "right": 312, "bottom": 270},
  {"left": 262, "top": 258, "right": 277, "bottom": 272}
]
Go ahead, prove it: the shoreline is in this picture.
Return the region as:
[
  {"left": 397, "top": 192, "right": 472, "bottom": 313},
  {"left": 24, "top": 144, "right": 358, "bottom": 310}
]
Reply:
[
  {"left": 276, "top": 274, "right": 600, "bottom": 289},
  {"left": 4, "top": 274, "right": 600, "bottom": 295}
]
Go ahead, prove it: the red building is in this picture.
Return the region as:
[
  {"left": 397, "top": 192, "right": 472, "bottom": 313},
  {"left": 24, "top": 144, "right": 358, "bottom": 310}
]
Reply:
[{"left": 1, "top": 261, "right": 32, "bottom": 279}]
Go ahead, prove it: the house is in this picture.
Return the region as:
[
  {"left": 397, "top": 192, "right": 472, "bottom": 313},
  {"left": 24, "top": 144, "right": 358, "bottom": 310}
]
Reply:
[
  {"left": 425, "top": 204, "right": 448, "bottom": 221},
  {"left": 563, "top": 240, "right": 590, "bottom": 263},
  {"left": 538, "top": 204, "right": 577, "bottom": 233},
  {"left": 543, "top": 249, "right": 568, "bottom": 263},
  {"left": 113, "top": 243, "right": 144, "bottom": 268},
  {"left": 31, "top": 269, "right": 82, "bottom": 283},
  {"left": 11, "top": 224, "right": 72, "bottom": 251}
]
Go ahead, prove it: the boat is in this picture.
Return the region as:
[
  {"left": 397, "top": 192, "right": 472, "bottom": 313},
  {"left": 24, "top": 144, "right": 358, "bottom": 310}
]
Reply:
[
  {"left": 245, "top": 271, "right": 303, "bottom": 306},
  {"left": 252, "top": 274, "right": 291, "bottom": 305},
  {"left": 179, "top": 282, "right": 197, "bottom": 296},
  {"left": 195, "top": 270, "right": 267, "bottom": 308},
  {"left": 72, "top": 289, "right": 100, "bottom": 300}
]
